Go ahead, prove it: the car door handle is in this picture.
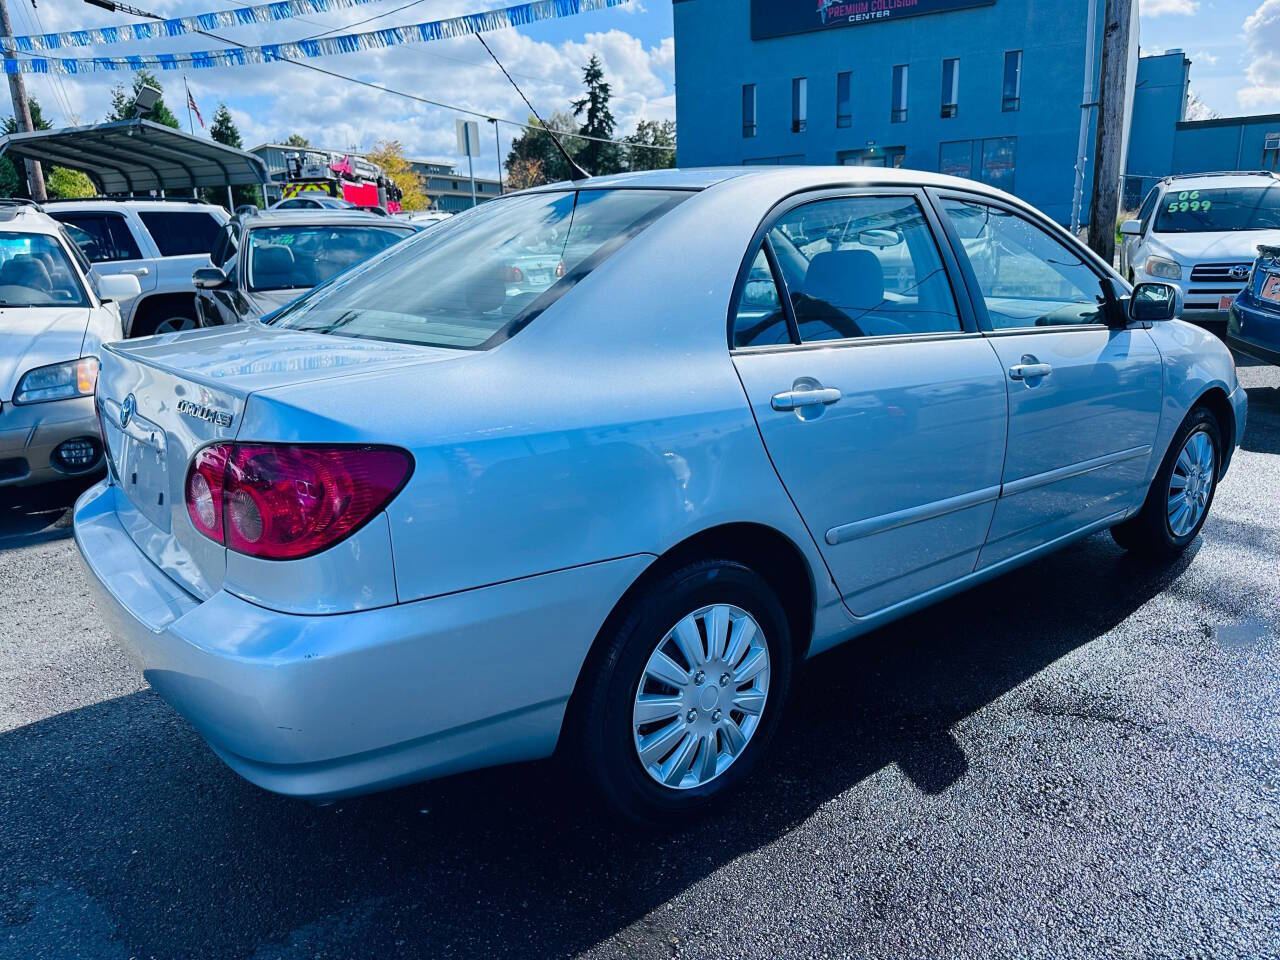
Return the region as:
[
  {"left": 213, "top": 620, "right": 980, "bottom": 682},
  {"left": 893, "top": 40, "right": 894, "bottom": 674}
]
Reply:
[
  {"left": 123, "top": 267, "right": 150, "bottom": 276},
  {"left": 771, "top": 387, "right": 842, "bottom": 410},
  {"left": 1009, "top": 363, "right": 1052, "bottom": 380}
]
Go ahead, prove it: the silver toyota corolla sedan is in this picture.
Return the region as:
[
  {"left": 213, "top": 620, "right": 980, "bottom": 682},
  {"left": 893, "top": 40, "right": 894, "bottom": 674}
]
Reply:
[{"left": 75, "top": 168, "right": 1246, "bottom": 823}]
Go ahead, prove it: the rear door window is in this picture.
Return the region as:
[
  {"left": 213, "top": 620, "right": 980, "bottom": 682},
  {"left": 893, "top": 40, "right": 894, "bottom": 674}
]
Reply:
[
  {"left": 48, "top": 213, "right": 142, "bottom": 263},
  {"left": 138, "top": 211, "right": 223, "bottom": 256},
  {"left": 763, "top": 194, "right": 961, "bottom": 342}
]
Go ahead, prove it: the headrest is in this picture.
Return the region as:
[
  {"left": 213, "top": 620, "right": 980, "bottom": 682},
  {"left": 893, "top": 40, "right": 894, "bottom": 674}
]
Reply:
[{"left": 804, "top": 249, "right": 885, "bottom": 312}]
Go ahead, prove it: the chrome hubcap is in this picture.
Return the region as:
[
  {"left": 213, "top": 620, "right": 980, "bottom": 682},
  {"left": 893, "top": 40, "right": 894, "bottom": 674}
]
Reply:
[
  {"left": 1168, "top": 431, "right": 1215, "bottom": 537},
  {"left": 632, "top": 603, "right": 770, "bottom": 790}
]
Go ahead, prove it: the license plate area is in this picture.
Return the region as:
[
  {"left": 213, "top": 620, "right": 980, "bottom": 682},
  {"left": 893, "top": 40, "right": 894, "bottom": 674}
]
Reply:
[
  {"left": 1262, "top": 274, "right": 1280, "bottom": 304},
  {"left": 1219, "top": 294, "right": 1236, "bottom": 310},
  {"left": 102, "top": 409, "right": 170, "bottom": 532}
]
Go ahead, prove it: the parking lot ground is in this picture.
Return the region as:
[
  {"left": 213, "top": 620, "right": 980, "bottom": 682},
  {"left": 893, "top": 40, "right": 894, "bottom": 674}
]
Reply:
[{"left": 1, "top": 357, "right": 1278, "bottom": 960}]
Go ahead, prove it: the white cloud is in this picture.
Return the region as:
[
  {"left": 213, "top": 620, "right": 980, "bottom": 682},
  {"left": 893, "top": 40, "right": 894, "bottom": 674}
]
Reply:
[
  {"left": 1191, "top": 49, "right": 1218, "bottom": 66},
  {"left": 14, "top": 1, "right": 674, "bottom": 179},
  {"left": 1239, "top": 0, "right": 1280, "bottom": 109},
  {"left": 1143, "top": 0, "right": 1199, "bottom": 14}
]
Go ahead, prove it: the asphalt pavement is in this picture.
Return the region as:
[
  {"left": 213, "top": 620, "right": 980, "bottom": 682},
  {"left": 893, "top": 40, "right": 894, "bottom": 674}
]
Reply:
[{"left": 1, "top": 358, "right": 1277, "bottom": 960}]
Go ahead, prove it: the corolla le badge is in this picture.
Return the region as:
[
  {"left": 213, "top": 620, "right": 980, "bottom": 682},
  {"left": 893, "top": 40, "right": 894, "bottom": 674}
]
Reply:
[
  {"left": 119, "top": 394, "right": 136, "bottom": 429},
  {"left": 1229, "top": 265, "right": 1250, "bottom": 280},
  {"left": 177, "top": 399, "right": 234, "bottom": 429}
]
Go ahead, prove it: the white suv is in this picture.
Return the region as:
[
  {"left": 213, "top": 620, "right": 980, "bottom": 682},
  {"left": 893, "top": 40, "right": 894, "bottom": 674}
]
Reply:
[
  {"left": 47, "top": 198, "right": 228, "bottom": 338},
  {"left": 1120, "top": 171, "right": 1280, "bottom": 323}
]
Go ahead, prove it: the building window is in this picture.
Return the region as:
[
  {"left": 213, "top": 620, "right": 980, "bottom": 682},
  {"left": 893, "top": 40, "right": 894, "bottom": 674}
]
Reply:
[
  {"left": 891, "top": 65, "right": 908, "bottom": 123},
  {"left": 1264, "top": 133, "right": 1279, "bottom": 170},
  {"left": 792, "top": 77, "right": 807, "bottom": 133},
  {"left": 742, "top": 84, "right": 757, "bottom": 138},
  {"left": 939, "top": 139, "right": 973, "bottom": 179},
  {"left": 836, "top": 72, "right": 852, "bottom": 128},
  {"left": 1002, "top": 50, "right": 1022, "bottom": 112},
  {"left": 941, "top": 59, "right": 959, "bottom": 118},
  {"left": 979, "top": 137, "right": 1017, "bottom": 191}
]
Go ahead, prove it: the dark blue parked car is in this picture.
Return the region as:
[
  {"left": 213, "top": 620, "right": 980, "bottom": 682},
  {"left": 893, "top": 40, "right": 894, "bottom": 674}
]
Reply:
[{"left": 1227, "top": 244, "right": 1280, "bottom": 365}]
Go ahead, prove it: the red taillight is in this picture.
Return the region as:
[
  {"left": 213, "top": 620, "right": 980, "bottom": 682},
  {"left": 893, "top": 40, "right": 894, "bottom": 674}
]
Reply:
[
  {"left": 504, "top": 265, "right": 524, "bottom": 284},
  {"left": 184, "top": 443, "right": 412, "bottom": 560}
]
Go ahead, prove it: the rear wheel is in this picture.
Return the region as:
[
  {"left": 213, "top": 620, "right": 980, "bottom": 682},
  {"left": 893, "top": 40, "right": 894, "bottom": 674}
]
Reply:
[
  {"left": 1111, "top": 406, "right": 1221, "bottom": 558},
  {"left": 577, "top": 559, "right": 792, "bottom": 826}
]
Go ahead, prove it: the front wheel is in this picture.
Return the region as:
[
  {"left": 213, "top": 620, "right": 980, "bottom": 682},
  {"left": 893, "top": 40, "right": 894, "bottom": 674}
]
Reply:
[
  {"left": 577, "top": 559, "right": 793, "bottom": 826},
  {"left": 1111, "top": 406, "right": 1221, "bottom": 558}
]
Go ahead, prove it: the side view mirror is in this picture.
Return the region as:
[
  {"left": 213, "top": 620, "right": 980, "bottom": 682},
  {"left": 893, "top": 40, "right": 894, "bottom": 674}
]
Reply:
[
  {"left": 97, "top": 273, "right": 141, "bottom": 303},
  {"left": 193, "top": 266, "right": 230, "bottom": 290},
  {"left": 1120, "top": 219, "right": 1143, "bottom": 237},
  {"left": 1131, "top": 281, "right": 1180, "bottom": 322}
]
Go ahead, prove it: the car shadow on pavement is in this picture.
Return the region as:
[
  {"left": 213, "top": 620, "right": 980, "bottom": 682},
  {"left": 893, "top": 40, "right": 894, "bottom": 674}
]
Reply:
[
  {"left": 1241, "top": 383, "right": 1280, "bottom": 454},
  {"left": 0, "top": 532, "right": 1199, "bottom": 960},
  {"left": 0, "top": 476, "right": 97, "bottom": 551}
]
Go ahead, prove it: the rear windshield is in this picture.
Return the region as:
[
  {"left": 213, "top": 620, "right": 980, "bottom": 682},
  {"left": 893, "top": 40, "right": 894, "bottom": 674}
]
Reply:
[
  {"left": 1154, "top": 185, "right": 1280, "bottom": 233},
  {"left": 247, "top": 224, "right": 414, "bottom": 291},
  {"left": 266, "top": 189, "right": 688, "bottom": 349}
]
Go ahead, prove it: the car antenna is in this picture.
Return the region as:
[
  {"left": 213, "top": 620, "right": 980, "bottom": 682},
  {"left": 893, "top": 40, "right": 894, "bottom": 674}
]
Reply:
[{"left": 474, "top": 32, "right": 591, "bottom": 182}]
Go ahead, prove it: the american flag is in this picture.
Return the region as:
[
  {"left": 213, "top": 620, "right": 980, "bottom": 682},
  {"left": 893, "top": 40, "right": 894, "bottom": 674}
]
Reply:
[{"left": 186, "top": 84, "right": 204, "bottom": 129}]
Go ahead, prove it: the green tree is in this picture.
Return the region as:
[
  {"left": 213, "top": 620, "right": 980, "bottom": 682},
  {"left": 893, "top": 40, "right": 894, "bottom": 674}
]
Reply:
[
  {"left": 203, "top": 103, "right": 256, "bottom": 208},
  {"left": 107, "top": 70, "right": 180, "bottom": 128},
  {"left": 504, "top": 110, "right": 582, "bottom": 187},
  {"left": 571, "top": 54, "right": 620, "bottom": 175},
  {"left": 623, "top": 119, "right": 676, "bottom": 172},
  {"left": 1, "top": 98, "right": 52, "bottom": 198},
  {"left": 46, "top": 166, "right": 95, "bottom": 199},
  {"left": 282, "top": 133, "right": 311, "bottom": 147}
]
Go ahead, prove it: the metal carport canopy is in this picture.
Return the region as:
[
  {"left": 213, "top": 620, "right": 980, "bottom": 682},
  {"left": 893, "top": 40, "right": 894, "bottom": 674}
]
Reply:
[{"left": 0, "top": 119, "right": 269, "bottom": 195}]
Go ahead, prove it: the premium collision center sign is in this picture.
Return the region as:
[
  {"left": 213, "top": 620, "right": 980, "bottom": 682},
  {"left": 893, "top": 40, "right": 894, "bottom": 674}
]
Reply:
[{"left": 751, "top": 0, "right": 995, "bottom": 39}]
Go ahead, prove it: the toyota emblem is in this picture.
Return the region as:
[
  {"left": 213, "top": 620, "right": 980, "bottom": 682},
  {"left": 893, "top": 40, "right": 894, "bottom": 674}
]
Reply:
[
  {"left": 119, "top": 393, "right": 136, "bottom": 429},
  {"left": 1229, "top": 265, "right": 1249, "bottom": 280}
]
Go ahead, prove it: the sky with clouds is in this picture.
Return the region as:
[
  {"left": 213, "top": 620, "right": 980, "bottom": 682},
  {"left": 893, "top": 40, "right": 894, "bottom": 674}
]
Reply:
[{"left": 6, "top": 0, "right": 1278, "bottom": 180}]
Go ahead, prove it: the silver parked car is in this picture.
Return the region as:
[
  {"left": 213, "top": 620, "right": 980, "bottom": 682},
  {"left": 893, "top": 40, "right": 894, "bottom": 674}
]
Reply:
[{"left": 75, "top": 168, "right": 1245, "bottom": 823}]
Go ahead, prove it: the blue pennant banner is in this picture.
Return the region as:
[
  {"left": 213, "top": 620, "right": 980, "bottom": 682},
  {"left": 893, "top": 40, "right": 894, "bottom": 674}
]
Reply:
[{"left": 1, "top": 0, "right": 626, "bottom": 68}]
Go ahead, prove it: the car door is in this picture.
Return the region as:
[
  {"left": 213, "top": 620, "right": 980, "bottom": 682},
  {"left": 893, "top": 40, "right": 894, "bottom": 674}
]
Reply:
[
  {"left": 49, "top": 211, "right": 158, "bottom": 296},
  {"left": 135, "top": 208, "right": 226, "bottom": 301},
  {"left": 731, "top": 190, "right": 1009, "bottom": 617},
  {"left": 931, "top": 191, "right": 1162, "bottom": 568}
]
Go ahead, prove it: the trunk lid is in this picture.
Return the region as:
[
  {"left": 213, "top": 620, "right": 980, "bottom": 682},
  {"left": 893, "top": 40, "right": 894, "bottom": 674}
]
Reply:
[{"left": 97, "top": 324, "right": 458, "bottom": 598}]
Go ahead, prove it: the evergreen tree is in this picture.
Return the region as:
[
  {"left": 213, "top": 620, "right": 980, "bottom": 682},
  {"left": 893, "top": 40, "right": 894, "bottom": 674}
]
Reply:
[
  {"left": 504, "top": 111, "right": 581, "bottom": 187},
  {"left": 0, "top": 98, "right": 50, "bottom": 198},
  {"left": 623, "top": 119, "right": 676, "bottom": 172},
  {"left": 571, "top": 55, "right": 620, "bottom": 175},
  {"left": 107, "top": 71, "right": 180, "bottom": 128},
  {"left": 282, "top": 133, "right": 311, "bottom": 147},
  {"left": 204, "top": 103, "right": 256, "bottom": 208}
]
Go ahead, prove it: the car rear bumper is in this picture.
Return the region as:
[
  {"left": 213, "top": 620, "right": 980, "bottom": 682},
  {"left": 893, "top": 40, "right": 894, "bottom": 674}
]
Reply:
[
  {"left": 73, "top": 478, "right": 652, "bottom": 800},
  {"left": 0, "top": 395, "right": 105, "bottom": 487},
  {"left": 1227, "top": 300, "right": 1280, "bottom": 367}
]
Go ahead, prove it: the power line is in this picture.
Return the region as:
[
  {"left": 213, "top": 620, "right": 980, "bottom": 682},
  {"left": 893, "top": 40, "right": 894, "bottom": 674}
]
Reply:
[{"left": 82, "top": 0, "right": 674, "bottom": 153}]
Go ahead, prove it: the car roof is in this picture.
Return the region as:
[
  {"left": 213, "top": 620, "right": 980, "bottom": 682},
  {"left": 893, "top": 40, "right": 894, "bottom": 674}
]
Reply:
[
  {"left": 1158, "top": 172, "right": 1280, "bottom": 191},
  {"left": 43, "top": 198, "right": 227, "bottom": 214},
  {"left": 524, "top": 164, "right": 1017, "bottom": 196},
  {"left": 239, "top": 209, "right": 417, "bottom": 228},
  {"left": 0, "top": 201, "right": 73, "bottom": 236}
]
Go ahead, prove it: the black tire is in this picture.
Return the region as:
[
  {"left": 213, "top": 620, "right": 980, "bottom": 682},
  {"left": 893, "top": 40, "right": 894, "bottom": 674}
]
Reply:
[
  {"left": 1111, "top": 405, "right": 1222, "bottom": 558},
  {"left": 130, "top": 297, "right": 198, "bottom": 338},
  {"left": 576, "top": 559, "right": 793, "bottom": 826}
]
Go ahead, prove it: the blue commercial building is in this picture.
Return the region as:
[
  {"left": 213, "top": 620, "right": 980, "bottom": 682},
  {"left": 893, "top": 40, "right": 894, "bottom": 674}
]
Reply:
[
  {"left": 673, "top": 0, "right": 1138, "bottom": 225},
  {"left": 1124, "top": 50, "right": 1280, "bottom": 207}
]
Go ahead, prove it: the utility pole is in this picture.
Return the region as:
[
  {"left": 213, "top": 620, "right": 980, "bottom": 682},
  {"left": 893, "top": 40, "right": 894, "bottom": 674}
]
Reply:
[
  {"left": 0, "top": 0, "right": 45, "bottom": 201},
  {"left": 489, "top": 117, "right": 503, "bottom": 195},
  {"left": 1086, "top": 0, "right": 1133, "bottom": 265}
]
